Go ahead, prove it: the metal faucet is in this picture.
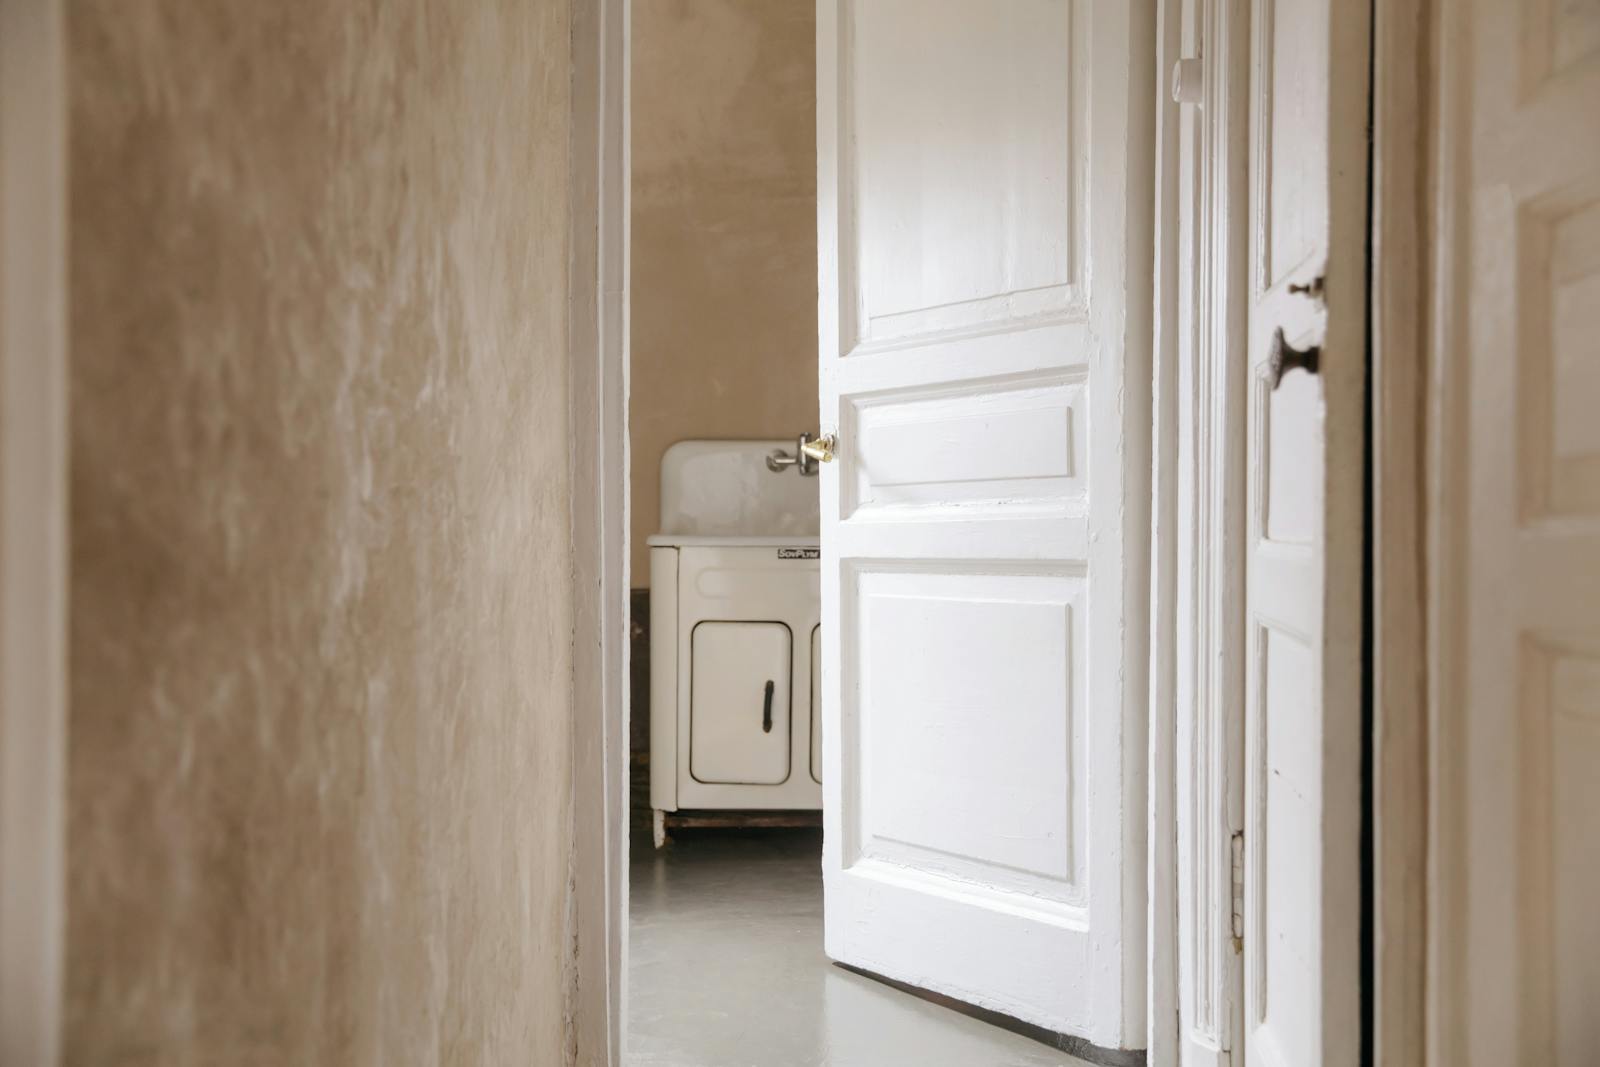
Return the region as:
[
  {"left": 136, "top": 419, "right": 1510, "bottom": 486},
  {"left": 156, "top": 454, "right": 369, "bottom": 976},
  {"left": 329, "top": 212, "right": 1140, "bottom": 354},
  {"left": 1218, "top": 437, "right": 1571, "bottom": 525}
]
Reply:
[{"left": 766, "top": 432, "right": 830, "bottom": 477}]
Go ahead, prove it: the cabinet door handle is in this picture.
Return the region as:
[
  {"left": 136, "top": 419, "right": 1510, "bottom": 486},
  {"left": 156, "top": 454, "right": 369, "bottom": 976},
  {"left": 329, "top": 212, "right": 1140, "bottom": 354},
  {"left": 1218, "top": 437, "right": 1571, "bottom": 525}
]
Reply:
[{"left": 762, "top": 680, "right": 775, "bottom": 733}]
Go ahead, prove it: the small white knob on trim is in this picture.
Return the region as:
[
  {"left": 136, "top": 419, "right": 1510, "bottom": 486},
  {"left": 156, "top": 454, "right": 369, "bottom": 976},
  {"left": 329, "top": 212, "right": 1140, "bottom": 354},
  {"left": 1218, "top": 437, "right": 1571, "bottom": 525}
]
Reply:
[{"left": 1171, "top": 58, "right": 1203, "bottom": 106}]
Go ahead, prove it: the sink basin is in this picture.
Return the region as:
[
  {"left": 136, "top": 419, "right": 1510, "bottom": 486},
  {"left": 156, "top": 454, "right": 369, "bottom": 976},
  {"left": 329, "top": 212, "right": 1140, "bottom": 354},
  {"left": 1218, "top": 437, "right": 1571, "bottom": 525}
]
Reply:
[{"left": 649, "top": 439, "right": 820, "bottom": 544}]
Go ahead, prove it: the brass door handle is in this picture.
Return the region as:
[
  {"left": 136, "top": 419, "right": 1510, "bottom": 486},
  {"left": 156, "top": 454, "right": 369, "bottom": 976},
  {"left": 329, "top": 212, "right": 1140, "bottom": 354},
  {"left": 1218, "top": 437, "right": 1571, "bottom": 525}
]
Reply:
[
  {"left": 800, "top": 432, "right": 836, "bottom": 465},
  {"left": 1267, "top": 327, "right": 1320, "bottom": 389},
  {"left": 768, "top": 432, "right": 833, "bottom": 476}
]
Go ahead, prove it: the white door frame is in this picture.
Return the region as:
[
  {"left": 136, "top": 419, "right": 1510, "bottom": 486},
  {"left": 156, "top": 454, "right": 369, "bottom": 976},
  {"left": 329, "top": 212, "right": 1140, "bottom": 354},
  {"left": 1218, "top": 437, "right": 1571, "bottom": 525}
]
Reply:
[
  {"left": 567, "top": 2, "right": 1179, "bottom": 1061},
  {"left": 1145, "top": 0, "right": 1186, "bottom": 1062},
  {"left": 565, "top": 2, "right": 1435, "bottom": 1065},
  {"left": 1161, "top": 0, "right": 1434, "bottom": 1062},
  {"left": 568, "top": 0, "right": 631, "bottom": 1062},
  {"left": 0, "top": 1, "right": 69, "bottom": 1065},
  {"left": 1167, "top": 0, "right": 1251, "bottom": 1061}
]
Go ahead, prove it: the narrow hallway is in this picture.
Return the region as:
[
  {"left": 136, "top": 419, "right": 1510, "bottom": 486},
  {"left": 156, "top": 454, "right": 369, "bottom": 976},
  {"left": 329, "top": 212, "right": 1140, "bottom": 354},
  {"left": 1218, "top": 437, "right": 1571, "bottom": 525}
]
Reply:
[{"left": 627, "top": 830, "right": 1096, "bottom": 1067}]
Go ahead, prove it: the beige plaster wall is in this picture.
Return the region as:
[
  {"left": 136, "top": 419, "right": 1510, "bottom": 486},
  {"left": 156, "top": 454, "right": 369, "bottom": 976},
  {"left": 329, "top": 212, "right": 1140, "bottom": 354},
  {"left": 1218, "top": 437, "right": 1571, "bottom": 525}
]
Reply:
[
  {"left": 65, "top": 3, "right": 574, "bottom": 1063},
  {"left": 630, "top": 0, "right": 818, "bottom": 580}
]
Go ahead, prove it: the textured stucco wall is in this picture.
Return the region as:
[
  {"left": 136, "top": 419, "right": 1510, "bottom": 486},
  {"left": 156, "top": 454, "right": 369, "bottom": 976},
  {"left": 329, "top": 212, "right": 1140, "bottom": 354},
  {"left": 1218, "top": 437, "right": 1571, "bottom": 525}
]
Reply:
[
  {"left": 629, "top": 0, "right": 818, "bottom": 579},
  {"left": 66, "top": 3, "right": 574, "bottom": 1063}
]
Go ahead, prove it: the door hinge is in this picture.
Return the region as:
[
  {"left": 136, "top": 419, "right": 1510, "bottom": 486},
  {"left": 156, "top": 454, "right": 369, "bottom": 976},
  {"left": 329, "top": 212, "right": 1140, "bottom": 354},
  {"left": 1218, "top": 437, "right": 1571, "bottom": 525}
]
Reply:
[{"left": 1230, "top": 831, "right": 1245, "bottom": 950}]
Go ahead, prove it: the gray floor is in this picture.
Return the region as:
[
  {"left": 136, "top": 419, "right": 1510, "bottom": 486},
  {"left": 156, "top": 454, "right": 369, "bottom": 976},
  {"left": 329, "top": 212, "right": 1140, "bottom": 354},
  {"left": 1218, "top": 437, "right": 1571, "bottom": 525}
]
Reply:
[{"left": 627, "top": 828, "right": 1091, "bottom": 1067}]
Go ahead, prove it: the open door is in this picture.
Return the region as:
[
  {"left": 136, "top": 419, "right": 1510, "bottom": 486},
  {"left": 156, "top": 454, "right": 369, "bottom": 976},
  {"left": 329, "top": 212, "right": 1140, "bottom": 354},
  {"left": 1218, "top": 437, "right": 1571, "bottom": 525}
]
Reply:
[
  {"left": 1239, "top": 0, "right": 1368, "bottom": 1065},
  {"left": 814, "top": 0, "right": 1153, "bottom": 1049}
]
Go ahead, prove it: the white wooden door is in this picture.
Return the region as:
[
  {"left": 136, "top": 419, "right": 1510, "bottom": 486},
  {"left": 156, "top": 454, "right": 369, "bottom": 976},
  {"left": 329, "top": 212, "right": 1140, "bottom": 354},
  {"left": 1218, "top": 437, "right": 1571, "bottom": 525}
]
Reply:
[
  {"left": 815, "top": 0, "right": 1153, "bottom": 1048},
  {"left": 1433, "top": 1, "right": 1600, "bottom": 1064},
  {"left": 1239, "top": 1, "right": 1367, "bottom": 1065}
]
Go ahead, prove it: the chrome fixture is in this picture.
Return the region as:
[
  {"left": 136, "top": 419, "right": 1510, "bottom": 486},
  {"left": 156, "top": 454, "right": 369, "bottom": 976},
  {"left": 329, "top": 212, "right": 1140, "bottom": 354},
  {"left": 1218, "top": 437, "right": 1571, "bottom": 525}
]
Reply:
[{"left": 766, "top": 432, "right": 834, "bottom": 477}]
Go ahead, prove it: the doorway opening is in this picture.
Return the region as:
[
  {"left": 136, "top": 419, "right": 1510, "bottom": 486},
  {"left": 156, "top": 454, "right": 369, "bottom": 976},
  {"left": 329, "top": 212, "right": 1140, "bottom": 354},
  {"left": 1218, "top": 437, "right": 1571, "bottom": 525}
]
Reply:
[
  {"left": 575, "top": 0, "right": 1379, "bottom": 1065},
  {"left": 618, "top": 5, "right": 1108, "bottom": 1065}
]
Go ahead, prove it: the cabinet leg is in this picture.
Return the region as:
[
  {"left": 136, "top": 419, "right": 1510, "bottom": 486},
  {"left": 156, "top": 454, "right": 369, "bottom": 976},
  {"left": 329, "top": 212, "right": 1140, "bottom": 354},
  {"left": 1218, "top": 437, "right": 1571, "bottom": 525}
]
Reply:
[{"left": 652, "top": 808, "right": 669, "bottom": 850}]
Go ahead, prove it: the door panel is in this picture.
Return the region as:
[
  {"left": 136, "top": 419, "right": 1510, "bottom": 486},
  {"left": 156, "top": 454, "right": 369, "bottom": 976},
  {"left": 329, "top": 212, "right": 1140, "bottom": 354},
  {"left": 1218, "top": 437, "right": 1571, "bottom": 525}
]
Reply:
[
  {"left": 1262, "top": 372, "right": 1320, "bottom": 545},
  {"left": 1249, "top": 623, "right": 1317, "bottom": 1067},
  {"left": 850, "top": 0, "right": 1080, "bottom": 342},
  {"left": 1436, "top": 2, "right": 1600, "bottom": 1064},
  {"left": 817, "top": 0, "right": 1153, "bottom": 1047},
  {"left": 1241, "top": 0, "right": 1367, "bottom": 1065},
  {"left": 848, "top": 567, "right": 1083, "bottom": 894},
  {"left": 1260, "top": 0, "right": 1327, "bottom": 288},
  {"left": 846, "top": 379, "right": 1085, "bottom": 514}
]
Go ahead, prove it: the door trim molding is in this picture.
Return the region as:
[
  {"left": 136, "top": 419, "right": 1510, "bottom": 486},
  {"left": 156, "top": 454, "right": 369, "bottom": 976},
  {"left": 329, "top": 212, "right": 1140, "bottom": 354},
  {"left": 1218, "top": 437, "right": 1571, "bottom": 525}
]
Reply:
[
  {"left": 1145, "top": 0, "right": 1183, "bottom": 1061},
  {"left": 0, "top": 0, "right": 69, "bottom": 1063},
  {"left": 1415, "top": 0, "right": 1467, "bottom": 1062},
  {"left": 567, "top": 1, "right": 1437, "bottom": 1062},
  {"left": 1371, "top": 0, "right": 1432, "bottom": 1063},
  {"left": 1170, "top": 1, "right": 1250, "bottom": 1063},
  {"left": 568, "top": 0, "right": 630, "bottom": 1062},
  {"left": 1168, "top": 0, "right": 1436, "bottom": 1060}
]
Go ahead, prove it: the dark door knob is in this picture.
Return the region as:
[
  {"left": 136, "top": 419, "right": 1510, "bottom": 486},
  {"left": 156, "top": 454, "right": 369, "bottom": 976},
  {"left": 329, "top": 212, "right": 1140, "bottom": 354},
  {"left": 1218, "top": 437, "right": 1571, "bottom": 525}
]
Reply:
[{"left": 1267, "top": 327, "right": 1320, "bottom": 389}]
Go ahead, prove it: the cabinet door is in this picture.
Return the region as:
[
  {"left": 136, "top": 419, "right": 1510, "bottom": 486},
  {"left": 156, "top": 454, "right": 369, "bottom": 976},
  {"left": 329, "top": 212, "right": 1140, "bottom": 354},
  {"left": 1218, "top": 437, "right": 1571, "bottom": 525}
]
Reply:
[{"left": 690, "top": 622, "right": 792, "bottom": 785}]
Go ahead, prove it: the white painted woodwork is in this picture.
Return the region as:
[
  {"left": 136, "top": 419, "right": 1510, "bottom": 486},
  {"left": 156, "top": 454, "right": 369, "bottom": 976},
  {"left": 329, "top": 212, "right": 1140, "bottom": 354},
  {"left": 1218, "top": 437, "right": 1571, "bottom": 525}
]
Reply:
[
  {"left": 1146, "top": 0, "right": 1187, "bottom": 1061},
  {"left": 816, "top": 0, "right": 1153, "bottom": 1047},
  {"left": 1239, "top": 1, "right": 1368, "bottom": 1065},
  {"left": 1172, "top": 0, "right": 1249, "bottom": 1064},
  {"left": 0, "top": 1, "right": 68, "bottom": 1063},
  {"left": 850, "top": 1, "right": 1081, "bottom": 343},
  {"left": 1369, "top": 5, "right": 1430, "bottom": 1060},
  {"left": 569, "top": 0, "right": 629, "bottom": 1055},
  {"left": 689, "top": 622, "right": 794, "bottom": 785},
  {"left": 1430, "top": 2, "right": 1600, "bottom": 1064}
]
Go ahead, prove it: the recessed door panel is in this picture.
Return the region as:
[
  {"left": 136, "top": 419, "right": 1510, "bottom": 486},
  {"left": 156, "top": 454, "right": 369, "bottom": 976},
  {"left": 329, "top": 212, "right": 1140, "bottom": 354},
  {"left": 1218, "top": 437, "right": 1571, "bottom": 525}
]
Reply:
[
  {"left": 847, "top": 0, "right": 1082, "bottom": 348},
  {"left": 1248, "top": 624, "right": 1318, "bottom": 1067},
  {"left": 848, "top": 567, "right": 1083, "bottom": 895},
  {"left": 1259, "top": 0, "right": 1328, "bottom": 288},
  {"left": 845, "top": 378, "right": 1084, "bottom": 517}
]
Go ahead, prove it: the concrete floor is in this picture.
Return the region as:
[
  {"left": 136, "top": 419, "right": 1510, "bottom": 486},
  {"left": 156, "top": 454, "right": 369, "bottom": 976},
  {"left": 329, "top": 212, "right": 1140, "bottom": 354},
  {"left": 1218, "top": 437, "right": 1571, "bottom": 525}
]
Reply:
[{"left": 627, "top": 828, "right": 1092, "bottom": 1067}]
